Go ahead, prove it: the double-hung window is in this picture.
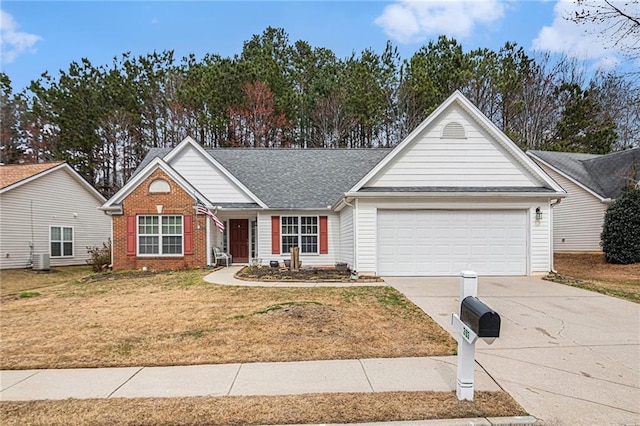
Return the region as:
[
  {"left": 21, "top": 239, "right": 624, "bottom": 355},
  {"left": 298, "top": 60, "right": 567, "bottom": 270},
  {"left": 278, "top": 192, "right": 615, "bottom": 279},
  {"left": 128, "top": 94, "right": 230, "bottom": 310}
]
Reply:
[
  {"left": 138, "top": 215, "right": 183, "bottom": 255},
  {"left": 50, "top": 226, "right": 73, "bottom": 257},
  {"left": 281, "top": 216, "right": 318, "bottom": 254}
]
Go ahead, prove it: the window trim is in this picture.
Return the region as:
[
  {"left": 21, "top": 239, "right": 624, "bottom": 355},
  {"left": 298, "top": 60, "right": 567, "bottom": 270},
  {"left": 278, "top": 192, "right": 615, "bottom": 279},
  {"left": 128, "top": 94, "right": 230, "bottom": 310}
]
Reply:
[
  {"left": 137, "top": 215, "right": 184, "bottom": 257},
  {"left": 148, "top": 178, "right": 171, "bottom": 193},
  {"left": 280, "top": 215, "right": 319, "bottom": 255},
  {"left": 50, "top": 225, "right": 74, "bottom": 258},
  {"left": 251, "top": 219, "right": 257, "bottom": 259}
]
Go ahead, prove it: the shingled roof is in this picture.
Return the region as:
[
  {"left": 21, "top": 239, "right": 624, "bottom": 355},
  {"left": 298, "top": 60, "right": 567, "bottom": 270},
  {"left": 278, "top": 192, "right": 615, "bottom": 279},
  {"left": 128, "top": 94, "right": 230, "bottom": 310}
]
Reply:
[
  {"left": 529, "top": 149, "right": 640, "bottom": 200},
  {"left": 0, "top": 162, "right": 64, "bottom": 190},
  {"left": 137, "top": 148, "right": 392, "bottom": 208}
]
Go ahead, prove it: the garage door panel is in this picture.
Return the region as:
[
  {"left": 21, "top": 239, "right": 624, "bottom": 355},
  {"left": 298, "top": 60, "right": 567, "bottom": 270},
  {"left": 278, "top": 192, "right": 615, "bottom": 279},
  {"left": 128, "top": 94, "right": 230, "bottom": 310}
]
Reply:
[{"left": 377, "top": 210, "right": 527, "bottom": 276}]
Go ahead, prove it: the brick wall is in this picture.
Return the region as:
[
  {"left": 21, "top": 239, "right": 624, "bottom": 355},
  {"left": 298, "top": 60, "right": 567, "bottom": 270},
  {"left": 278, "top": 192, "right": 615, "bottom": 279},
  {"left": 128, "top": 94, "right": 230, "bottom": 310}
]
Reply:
[{"left": 112, "top": 169, "right": 207, "bottom": 270}]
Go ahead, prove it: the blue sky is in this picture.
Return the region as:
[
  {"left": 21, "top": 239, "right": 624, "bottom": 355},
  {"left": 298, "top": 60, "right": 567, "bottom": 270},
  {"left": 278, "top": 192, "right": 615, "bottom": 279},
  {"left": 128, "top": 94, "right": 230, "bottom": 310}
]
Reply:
[{"left": 0, "top": 1, "right": 634, "bottom": 93}]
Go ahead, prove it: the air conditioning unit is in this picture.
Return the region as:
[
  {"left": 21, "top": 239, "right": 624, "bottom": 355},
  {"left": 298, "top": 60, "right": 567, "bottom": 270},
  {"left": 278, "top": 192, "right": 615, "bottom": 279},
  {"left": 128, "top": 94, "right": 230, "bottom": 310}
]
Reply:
[{"left": 33, "top": 253, "right": 50, "bottom": 271}]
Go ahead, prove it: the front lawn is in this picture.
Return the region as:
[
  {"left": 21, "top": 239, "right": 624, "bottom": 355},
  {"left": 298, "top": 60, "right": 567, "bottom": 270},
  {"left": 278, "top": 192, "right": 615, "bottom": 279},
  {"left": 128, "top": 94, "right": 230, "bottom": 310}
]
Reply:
[
  {"left": 0, "top": 265, "right": 92, "bottom": 297},
  {"left": 552, "top": 252, "right": 640, "bottom": 303},
  {"left": 0, "top": 268, "right": 529, "bottom": 424},
  {"left": 1, "top": 268, "right": 456, "bottom": 369}
]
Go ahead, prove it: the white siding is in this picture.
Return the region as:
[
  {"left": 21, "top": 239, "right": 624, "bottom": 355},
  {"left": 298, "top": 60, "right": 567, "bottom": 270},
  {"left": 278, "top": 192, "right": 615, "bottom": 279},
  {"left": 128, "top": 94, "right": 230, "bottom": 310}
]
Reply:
[
  {"left": 538, "top": 164, "right": 607, "bottom": 252},
  {"left": 354, "top": 197, "right": 553, "bottom": 276},
  {"left": 170, "top": 145, "right": 254, "bottom": 203},
  {"left": 339, "top": 207, "right": 354, "bottom": 267},
  {"left": 530, "top": 204, "right": 552, "bottom": 273},
  {"left": 0, "top": 169, "right": 110, "bottom": 269},
  {"left": 256, "top": 211, "right": 339, "bottom": 266},
  {"left": 370, "top": 107, "right": 538, "bottom": 188},
  {"left": 355, "top": 200, "right": 378, "bottom": 275}
]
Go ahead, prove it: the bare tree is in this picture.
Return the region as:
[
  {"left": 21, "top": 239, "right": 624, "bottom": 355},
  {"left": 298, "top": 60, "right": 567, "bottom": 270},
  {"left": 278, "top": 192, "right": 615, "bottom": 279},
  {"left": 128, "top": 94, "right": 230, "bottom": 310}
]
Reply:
[
  {"left": 591, "top": 71, "right": 640, "bottom": 150},
  {"left": 568, "top": 0, "right": 640, "bottom": 59}
]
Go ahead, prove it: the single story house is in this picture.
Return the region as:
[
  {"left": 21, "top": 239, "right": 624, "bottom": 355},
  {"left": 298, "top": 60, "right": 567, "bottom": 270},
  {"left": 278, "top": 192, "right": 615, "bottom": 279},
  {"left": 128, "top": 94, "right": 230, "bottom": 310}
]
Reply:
[
  {"left": 528, "top": 148, "right": 640, "bottom": 252},
  {"left": 0, "top": 162, "right": 111, "bottom": 269},
  {"left": 101, "top": 91, "right": 565, "bottom": 276}
]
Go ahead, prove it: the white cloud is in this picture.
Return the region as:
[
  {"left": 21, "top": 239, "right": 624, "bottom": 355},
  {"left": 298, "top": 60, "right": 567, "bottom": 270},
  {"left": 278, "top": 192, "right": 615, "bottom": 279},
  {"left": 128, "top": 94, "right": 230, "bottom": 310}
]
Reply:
[
  {"left": 0, "top": 9, "right": 42, "bottom": 63},
  {"left": 532, "top": 0, "right": 638, "bottom": 67},
  {"left": 374, "top": 0, "right": 505, "bottom": 43}
]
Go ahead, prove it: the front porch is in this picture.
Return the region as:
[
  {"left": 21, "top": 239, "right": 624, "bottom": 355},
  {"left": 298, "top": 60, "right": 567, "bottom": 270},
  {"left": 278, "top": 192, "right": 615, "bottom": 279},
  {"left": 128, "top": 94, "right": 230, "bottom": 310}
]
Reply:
[
  {"left": 208, "top": 216, "right": 257, "bottom": 266},
  {"left": 205, "top": 211, "right": 339, "bottom": 270}
]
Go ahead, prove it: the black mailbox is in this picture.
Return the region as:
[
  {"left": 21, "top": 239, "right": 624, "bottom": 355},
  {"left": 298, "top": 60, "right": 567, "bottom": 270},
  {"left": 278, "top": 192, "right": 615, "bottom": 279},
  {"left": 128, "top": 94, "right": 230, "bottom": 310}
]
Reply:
[{"left": 460, "top": 296, "right": 500, "bottom": 338}]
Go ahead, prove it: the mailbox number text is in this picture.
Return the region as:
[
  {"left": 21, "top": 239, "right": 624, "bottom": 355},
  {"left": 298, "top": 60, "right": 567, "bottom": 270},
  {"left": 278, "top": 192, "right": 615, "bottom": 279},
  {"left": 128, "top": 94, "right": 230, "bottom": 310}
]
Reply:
[{"left": 463, "top": 327, "right": 470, "bottom": 340}]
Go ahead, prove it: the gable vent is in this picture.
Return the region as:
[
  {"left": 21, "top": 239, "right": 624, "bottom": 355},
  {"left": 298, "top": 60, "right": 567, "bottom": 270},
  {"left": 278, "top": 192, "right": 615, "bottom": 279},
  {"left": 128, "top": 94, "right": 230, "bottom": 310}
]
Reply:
[{"left": 442, "top": 122, "right": 466, "bottom": 139}]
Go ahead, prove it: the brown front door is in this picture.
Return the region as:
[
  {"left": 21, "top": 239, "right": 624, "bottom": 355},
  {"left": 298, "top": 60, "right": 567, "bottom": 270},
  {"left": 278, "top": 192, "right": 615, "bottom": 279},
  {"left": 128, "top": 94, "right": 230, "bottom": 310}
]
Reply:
[{"left": 229, "top": 219, "right": 249, "bottom": 263}]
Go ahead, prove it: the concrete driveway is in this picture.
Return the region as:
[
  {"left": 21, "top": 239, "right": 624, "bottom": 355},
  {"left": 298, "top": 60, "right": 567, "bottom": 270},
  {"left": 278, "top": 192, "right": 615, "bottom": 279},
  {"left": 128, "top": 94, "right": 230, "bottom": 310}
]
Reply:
[{"left": 385, "top": 275, "right": 640, "bottom": 426}]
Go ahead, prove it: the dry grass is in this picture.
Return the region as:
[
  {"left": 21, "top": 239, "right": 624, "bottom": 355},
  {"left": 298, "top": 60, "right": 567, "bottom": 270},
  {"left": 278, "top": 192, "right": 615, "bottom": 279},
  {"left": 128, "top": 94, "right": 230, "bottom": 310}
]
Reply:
[
  {"left": 0, "top": 391, "right": 527, "bottom": 426},
  {"left": 0, "top": 269, "right": 456, "bottom": 369},
  {"left": 553, "top": 252, "right": 640, "bottom": 303},
  {"left": 0, "top": 268, "right": 529, "bottom": 424},
  {"left": 0, "top": 265, "right": 92, "bottom": 297}
]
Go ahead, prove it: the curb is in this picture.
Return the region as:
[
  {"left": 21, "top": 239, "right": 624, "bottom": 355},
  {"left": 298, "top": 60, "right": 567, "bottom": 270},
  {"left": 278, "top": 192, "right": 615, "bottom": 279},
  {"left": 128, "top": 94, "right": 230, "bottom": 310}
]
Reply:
[{"left": 275, "top": 416, "right": 541, "bottom": 426}]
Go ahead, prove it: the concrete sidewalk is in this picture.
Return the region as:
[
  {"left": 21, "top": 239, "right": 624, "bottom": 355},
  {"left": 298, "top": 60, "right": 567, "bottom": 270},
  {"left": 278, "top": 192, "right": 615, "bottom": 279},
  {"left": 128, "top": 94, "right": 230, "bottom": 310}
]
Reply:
[{"left": 1, "top": 357, "right": 501, "bottom": 401}]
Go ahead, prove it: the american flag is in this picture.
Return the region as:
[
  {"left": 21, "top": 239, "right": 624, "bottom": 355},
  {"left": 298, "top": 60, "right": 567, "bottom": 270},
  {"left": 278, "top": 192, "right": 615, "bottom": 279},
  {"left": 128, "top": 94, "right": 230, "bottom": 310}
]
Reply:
[{"left": 196, "top": 199, "right": 225, "bottom": 233}]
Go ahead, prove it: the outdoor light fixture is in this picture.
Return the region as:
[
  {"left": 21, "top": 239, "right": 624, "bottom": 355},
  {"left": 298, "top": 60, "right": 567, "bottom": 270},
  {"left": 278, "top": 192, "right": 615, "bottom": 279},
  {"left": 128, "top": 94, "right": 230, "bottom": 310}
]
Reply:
[{"left": 535, "top": 207, "right": 542, "bottom": 221}]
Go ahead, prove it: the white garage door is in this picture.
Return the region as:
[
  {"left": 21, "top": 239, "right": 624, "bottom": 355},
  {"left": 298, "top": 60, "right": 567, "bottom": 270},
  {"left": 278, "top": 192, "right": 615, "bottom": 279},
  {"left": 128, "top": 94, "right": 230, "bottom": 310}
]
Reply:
[{"left": 377, "top": 210, "right": 527, "bottom": 276}]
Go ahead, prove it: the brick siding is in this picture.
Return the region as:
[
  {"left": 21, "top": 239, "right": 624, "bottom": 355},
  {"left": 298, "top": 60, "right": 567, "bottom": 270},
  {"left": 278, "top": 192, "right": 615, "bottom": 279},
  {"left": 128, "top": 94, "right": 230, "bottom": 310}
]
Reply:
[{"left": 112, "top": 170, "right": 207, "bottom": 270}]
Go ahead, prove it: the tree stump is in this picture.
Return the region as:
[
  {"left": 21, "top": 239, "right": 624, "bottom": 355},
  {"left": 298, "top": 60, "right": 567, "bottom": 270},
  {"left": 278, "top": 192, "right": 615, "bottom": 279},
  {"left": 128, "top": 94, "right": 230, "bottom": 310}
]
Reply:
[{"left": 290, "top": 247, "right": 300, "bottom": 271}]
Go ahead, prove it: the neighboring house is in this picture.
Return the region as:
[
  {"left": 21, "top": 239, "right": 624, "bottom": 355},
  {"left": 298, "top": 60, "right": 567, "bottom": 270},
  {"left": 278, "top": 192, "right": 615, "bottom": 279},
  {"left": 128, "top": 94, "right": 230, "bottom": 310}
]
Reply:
[
  {"left": 101, "top": 91, "right": 565, "bottom": 276},
  {"left": 0, "top": 162, "right": 111, "bottom": 269},
  {"left": 528, "top": 148, "right": 640, "bottom": 252}
]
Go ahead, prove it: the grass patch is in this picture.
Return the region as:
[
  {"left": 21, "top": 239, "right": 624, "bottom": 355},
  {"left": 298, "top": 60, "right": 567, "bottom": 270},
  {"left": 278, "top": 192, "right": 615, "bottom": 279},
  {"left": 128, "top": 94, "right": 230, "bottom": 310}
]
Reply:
[
  {"left": 178, "top": 328, "right": 213, "bottom": 338},
  {"left": 0, "top": 269, "right": 456, "bottom": 369},
  {"left": 0, "top": 391, "right": 527, "bottom": 426},
  {"left": 0, "top": 265, "right": 91, "bottom": 297},
  {"left": 552, "top": 252, "right": 640, "bottom": 303},
  {"left": 546, "top": 276, "right": 640, "bottom": 303},
  {"left": 18, "top": 291, "right": 40, "bottom": 299},
  {"left": 112, "top": 338, "right": 141, "bottom": 357},
  {"left": 254, "top": 301, "right": 322, "bottom": 315}
]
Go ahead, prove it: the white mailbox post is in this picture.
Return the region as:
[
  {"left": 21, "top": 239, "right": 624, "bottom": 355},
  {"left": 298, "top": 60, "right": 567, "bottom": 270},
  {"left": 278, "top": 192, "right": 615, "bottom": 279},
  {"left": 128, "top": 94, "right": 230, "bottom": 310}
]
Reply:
[
  {"left": 451, "top": 270, "right": 501, "bottom": 401},
  {"left": 452, "top": 270, "right": 479, "bottom": 401}
]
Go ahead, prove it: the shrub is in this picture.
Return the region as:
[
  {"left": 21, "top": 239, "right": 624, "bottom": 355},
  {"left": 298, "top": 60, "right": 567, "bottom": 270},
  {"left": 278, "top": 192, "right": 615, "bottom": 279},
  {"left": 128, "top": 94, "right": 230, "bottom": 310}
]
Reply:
[
  {"left": 86, "top": 239, "right": 112, "bottom": 272},
  {"left": 601, "top": 187, "right": 640, "bottom": 264}
]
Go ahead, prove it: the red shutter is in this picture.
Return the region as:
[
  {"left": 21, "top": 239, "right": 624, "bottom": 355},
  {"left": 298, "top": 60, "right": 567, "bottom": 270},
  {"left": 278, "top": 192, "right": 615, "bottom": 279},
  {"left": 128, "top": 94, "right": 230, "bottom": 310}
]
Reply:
[
  {"left": 183, "top": 215, "right": 193, "bottom": 255},
  {"left": 126, "top": 215, "right": 136, "bottom": 255},
  {"left": 319, "top": 216, "right": 328, "bottom": 254},
  {"left": 271, "top": 216, "right": 280, "bottom": 254}
]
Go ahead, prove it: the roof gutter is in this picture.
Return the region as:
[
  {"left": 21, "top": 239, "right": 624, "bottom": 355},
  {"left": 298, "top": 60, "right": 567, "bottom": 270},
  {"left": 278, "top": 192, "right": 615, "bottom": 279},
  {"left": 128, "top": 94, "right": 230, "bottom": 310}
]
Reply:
[
  {"left": 100, "top": 205, "right": 123, "bottom": 215},
  {"left": 332, "top": 195, "right": 355, "bottom": 211},
  {"left": 344, "top": 191, "right": 567, "bottom": 199},
  {"left": 255, "top": 207, "right": 334, "bottom": 212}
]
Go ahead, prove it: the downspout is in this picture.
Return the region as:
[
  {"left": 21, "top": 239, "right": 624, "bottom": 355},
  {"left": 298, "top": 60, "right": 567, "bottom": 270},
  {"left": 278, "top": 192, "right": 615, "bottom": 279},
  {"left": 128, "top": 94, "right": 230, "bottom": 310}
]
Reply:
[
  {"left": 549, "top": 198, "right": 562, "bottom": 274},
  {"left": 343, "top": 197, "right": 357, "bottom": 275},
  {"left": 205, "top": 213, "right": 211, "bottom": 266},
  {"left": 29, "top": 200, "right": 35, "bottom": 267},
  {"left": 110, "top": 215, "right": 114, "bottom": 269}
]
